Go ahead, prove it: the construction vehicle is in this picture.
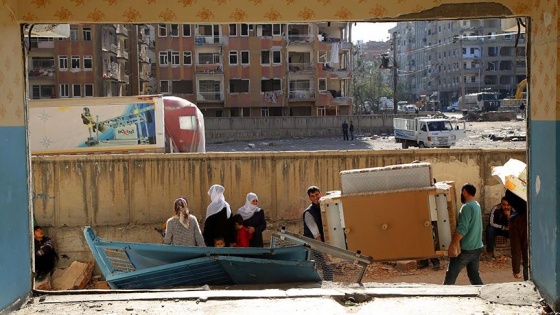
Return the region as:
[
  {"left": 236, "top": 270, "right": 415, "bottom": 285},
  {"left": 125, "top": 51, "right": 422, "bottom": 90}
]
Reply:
[
  {"left": 29, "top": 95, "right": 205, "bottom": 155},
  {"left": 501, "top": 78, "right": 527, "bottom": 111},
  {"left": 458, "top": 92, "right": 501, "bottom": 114},
  {"left": 393, "top": 117, "right": 466, "bottom": 149}
]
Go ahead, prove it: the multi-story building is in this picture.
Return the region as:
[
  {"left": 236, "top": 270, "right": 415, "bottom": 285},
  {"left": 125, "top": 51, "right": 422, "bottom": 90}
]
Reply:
[
  {"left": 27, "top": 24, "right": 154, "bottom": 99},
  {"left": 389, "top": 18, "right": 527, "bottom": 107},
  {"left": 154, "top": 22, "right": 353, "bottom": 117}
]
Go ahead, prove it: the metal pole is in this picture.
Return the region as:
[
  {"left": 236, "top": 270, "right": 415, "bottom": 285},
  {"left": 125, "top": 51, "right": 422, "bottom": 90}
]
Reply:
[
  {"left": 460, "top": 35, "right": 465, "bottom": 111},
  {"left": 392, "top": 31, "right": 398, "bottom": 115}
]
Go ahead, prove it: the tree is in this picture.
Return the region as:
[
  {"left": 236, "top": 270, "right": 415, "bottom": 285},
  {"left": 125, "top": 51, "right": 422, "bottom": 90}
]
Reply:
[{"left": 352, "top": 47, "right": 392, "bottom": 114}]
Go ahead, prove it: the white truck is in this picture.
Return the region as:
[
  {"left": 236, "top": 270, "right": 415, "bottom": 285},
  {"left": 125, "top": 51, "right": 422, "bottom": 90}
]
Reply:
[{"left": 393, "top": 117, "right": 466, "bottom": 149}]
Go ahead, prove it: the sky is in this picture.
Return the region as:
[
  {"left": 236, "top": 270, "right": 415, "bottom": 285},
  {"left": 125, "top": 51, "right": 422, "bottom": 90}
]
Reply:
[{"left": 352, "top": 22, "right": 397, "bottom": 43}]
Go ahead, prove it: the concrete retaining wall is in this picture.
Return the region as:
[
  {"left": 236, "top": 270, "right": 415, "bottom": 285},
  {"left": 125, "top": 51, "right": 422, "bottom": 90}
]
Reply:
[
  {"left": 204, "top": 112, "right": 517, "bottom": 143},
  {"left": 32, "top": 149, "right": 525, "bottom": 269}
]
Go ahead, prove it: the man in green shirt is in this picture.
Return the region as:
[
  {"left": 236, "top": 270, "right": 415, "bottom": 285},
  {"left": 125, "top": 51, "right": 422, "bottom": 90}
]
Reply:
[{"left": 443, "top": 183, "right": 484, "bottom": 285}]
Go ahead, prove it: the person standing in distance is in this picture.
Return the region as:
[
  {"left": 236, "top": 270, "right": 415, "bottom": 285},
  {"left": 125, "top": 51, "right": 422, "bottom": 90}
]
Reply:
[
  {"left": 349, "top": 121, "right": 355, "bottom": 140},
  {"left": 341, "top": 121, "right": 349, "bottom": 141},
  {"left": 443, "top": 183, "right": 484, "bottom": 285}
]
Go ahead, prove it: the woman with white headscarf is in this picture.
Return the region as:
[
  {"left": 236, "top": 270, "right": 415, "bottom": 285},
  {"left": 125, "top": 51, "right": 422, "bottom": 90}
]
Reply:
[
  {"left": 237, "top": 192, "right": 267, "bottom": 247},
  {"left": 163, "top": 197, "right": 205, "bottom": 247},
  {"left": 203, "top": 184, "right": 234, "bottom": 246}
]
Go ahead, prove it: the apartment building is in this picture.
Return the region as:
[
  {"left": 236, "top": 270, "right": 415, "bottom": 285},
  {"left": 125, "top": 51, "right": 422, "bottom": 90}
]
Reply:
[
  {"left": 389, "top": 18, "right": 526, "bottom": 107},
  {"left": 27, "top": 24, "right": 154, "bottom": 99},
  {"left": 154, "top": 22, "right": 353, "bottom": 117}
]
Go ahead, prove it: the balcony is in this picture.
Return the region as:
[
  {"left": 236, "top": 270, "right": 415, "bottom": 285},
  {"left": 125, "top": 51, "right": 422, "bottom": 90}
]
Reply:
[
  {"left": 197, "top": 91, "right": 224, "bottom": 102},
  {"left": 102, "top": 43, "right": 118, "bottom": 55},
  {"left": 139, "top": 54, "right": 150, "bottom": 63},
  {"left": 119, "top": 74, "right": 130, "bottom": 84},
  {"left": 287, "top": 34, "right": 314, "bottom": 45},
  {"left": 140, "top": 73, "right": 150, "bottom": 81},
  {"left": 288, "top": 90, "right": 315, "bottom": 102},
  {"left": 115, "top": 24, "right": 128, "bottom": 37},
  {"left": 194, "top": 35, "right": 223, "bottom": 45},
  {"left": 29, "top": 39, "right": 54, "bottom": 49},
  {"left": 103, "top": 62, "right": 119, "bottom": 80},
  {"left": 28, "top": 67, "right": 56, "bottom": 78},
  {"left": 288, "top": 62, "right": 314, "bottom": 73},
  {"left": 195, "top": 63, "right": 223, "bottom": 74},
  {"left": 117, "top": 49, "right": 129, "bottom": 60}
]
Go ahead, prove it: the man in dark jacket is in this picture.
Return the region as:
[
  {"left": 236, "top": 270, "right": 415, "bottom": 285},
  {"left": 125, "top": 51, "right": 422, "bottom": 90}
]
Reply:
[
  {"left": 341, "top": 121, "right": 349, "bottom": 141},
  {"left": 302, "top": 186, "right": 333, "bottom": 280},
  {"left": 505, "top": 190, "right": 528, "bottom": 280},
  {"left": 34, "top": 226, "right": 58, "bottom": 281},
  {"left": 483, "top": 197, "right": 511, "bottom": 259}
]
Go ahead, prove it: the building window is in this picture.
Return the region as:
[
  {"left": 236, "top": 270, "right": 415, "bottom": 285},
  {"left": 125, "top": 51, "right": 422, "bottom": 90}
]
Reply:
[
  {"left": 240, "top": 24, "right": 249, "bottom": 36},
  {"left": 83, "top": 56, "right": 92, "bottom": 70},
  {"left": 229, "top": 24, "right": 237, "bottom": 36},
  {"left": 272, "top": 50, "right": 281, "bottom": 64},
  {"left": 72, "top": 84, "right": 81, "bottom": 97},
  {"left": 182, "top": 24, "right": 191, "bottom": 37},
  {"left": 71, "top": 56, "right": 80, "bottom": 69},
  {"left": 70, "top": 28, "right": 78, "bottom": 41},
  {"left": 229, "top": 79, "right": 249, "bottom": 93},
  {"left": 84, "top": 84, "right": 93, "bottom": 97},
  {"left": 159, "top": 51, "right": 168, "bottom": 65},
  {"left": 261, "top": 108, "right": 269, "bottom": 117},
  {"left": 171, "top": 51, "right": 180, "bottom": 66},
  {"left": 170, "top": 24, "right": 179, "bottom": 37},
  {"left": 318, "top": 78, "right": 327, "bottom": 91},
  {"left": 241, "top": 51, "right": 249, "bottom": 65},
  {"left": 158, "top": 24, "right": 167, "bottom": 37},
  {"left": 317, "top": 106, "right": 326, "bottom": 116},
  {"left": 31, "top": 85, "right": 55, "bottom": 99},
  {"left": 261, "top": 24, "right": 272, "bottom": 37},
  {"left": 199, "top": 80, "right": 221, "bottom": 101},
  {"left": 59, "top": 84, "right": 69, "bottom": 97},
  {"left": 160, "top": 80, "right": 170, "bottom": 93},
  {"left": 82, "top": 28, "right": 91, "bottom": 41},
  {"left": 229, "top": 51, "right": 238, "bottom": 65},
  {"left": 261, "top": 79, "right": 281, "bottom": 92},
  {"left": 172, "top": 80, "right": 193, "bottom": 94},
  {"left": 261, "top": 50, "right": 270, "bottom": 65},
  {"left": 58, "top": 56, "right": 68, "bottom": 70},
  {"left": 272, "top": 24, "right": 282, "bottom": 35},
  {"left": 198, "top": 53, "right": 220, "bottom": 64},
  {"left": 183, "top": 51, "right": 192, "bottom": 65}
]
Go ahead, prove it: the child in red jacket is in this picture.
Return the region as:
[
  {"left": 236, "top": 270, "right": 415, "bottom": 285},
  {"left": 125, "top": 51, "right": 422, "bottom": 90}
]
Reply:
[{"left": 232, "top": 214, "right": 252, "bottom": 247}]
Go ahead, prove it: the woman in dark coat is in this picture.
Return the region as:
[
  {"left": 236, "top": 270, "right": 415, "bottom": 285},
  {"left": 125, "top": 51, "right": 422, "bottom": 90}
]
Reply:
[
  {"left": 237, "top": 192, "right": 267, "bottom": 247},
  {"left": 203, "top": 184, "right": 235, "bottom": 246}
]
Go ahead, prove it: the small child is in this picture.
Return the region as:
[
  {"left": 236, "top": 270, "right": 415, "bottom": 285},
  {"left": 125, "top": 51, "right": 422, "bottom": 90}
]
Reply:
[
  {"left": 232, "top": 214, "right": 252, "bottom": 247},
  {"left": 214, "top": 236, "right": 225, "bottom": 248},
  {"left": 34, "top": 226, "right": 58, "bottom": 281}
]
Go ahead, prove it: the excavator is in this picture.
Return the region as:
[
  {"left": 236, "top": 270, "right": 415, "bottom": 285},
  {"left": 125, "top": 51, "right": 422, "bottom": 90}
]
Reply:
[{"left": 501, "top": 78, "right": 527, "bottom": 111}]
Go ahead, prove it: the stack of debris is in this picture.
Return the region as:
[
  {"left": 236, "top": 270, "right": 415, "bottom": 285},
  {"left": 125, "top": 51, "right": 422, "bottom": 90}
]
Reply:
[{"left": 34, "top": 261, "right": 94, "bottom": 291}]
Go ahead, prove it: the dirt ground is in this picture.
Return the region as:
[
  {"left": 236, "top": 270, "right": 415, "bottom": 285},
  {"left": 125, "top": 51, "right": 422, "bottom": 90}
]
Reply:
[
  {"left": 364, "top": 255, "right": 518, "bottom": 285},
  {"left": 206, "top": 117, "right": 527, "bottom": 152}
]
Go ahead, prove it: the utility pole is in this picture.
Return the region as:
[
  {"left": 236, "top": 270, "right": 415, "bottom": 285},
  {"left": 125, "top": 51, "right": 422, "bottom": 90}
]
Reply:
[
  {"left": 456, "top": 33, "right": 466, "bottom": 111},
  {"left": 392, "top": 31, "right": 398, "bottom": 115}
]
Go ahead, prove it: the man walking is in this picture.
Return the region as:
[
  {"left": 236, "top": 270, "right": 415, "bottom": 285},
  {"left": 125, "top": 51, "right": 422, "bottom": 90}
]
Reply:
[
  {"left": 443, "top": 183, "right": 484, "bottom": 285},
  {"left": 303, "top": 186, "right": 333, "bottom": 281},
  {"left": 342, "top": 121, "right": 349, "bottom": 141}
]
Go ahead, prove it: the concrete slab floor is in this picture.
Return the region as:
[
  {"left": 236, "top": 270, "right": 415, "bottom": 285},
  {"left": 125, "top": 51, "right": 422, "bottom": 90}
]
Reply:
[{"left": 12, "top": 282, "right": 544, "bottom": 315}]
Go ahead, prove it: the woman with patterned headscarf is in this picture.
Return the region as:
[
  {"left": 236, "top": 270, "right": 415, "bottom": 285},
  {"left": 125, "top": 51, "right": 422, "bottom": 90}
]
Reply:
[
  {"left": 203, "top": 184, "right": 234, "bottom": 246},
  {"left": 237, "top": 192, "right": 267, "bottom": 247},
  {"left": 163, "top": 197, "right": 205, "bottom": 247}
]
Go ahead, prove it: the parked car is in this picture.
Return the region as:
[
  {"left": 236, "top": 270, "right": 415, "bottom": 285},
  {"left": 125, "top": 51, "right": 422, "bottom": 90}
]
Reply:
[
  {"left": 446, "top": 102, "right": 460, "bottom": 112},
  {"left": 403, "top": 104, "right": 418, "bottom": 113}
]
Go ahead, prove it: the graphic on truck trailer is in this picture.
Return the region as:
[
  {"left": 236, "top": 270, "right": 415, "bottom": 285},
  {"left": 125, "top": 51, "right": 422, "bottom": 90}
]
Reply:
[
  {"left": 78, "top": 103, "right": 156, "bottom": 148},
  {"left": 29, "top": 96, "right": 164, "bottom": 154}
]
